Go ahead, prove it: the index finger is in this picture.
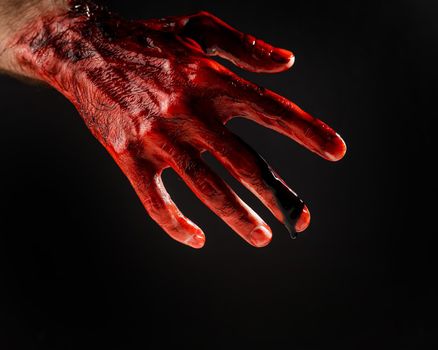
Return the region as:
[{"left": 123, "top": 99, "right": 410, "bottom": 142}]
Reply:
[{"left": 144, "top": 11, "right": 295, "bottom": 73}]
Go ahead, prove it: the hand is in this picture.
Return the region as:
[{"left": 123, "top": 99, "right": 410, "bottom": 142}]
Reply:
[{"left": 7, "top": 1, "right": 346, "bottom": 248}]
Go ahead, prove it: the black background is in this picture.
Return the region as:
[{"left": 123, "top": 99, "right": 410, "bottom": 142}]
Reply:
[{"left": 1, "top": 0, "right": 437, "bottom": 348}]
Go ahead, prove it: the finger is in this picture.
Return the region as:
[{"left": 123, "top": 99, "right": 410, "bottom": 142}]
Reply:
[
  {"left": 210, "top": 73, "right": 347, "bottom": 161},
  {"left": 166, "top": 145, "right": 272, "bottom": 247},
  {"left": 192, "top": 122, "right": 310, "bottom": 237},
  {"left": 118, "top": 155, "right": 206, "bottom": 249},
  {"left": 169, "top": 11, "right": 294, "bottom": 73}
]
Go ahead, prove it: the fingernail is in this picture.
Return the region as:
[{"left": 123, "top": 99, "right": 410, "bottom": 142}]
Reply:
[
  {"left": 249, "top": 225, "right": 272, "bottom": 247},
  {"left": 324, "top": 133, "right": 347, "bottom": 162},
  {"left": 271, "top": 48, "right": 294, "bottom": 65},
  {"left": 189, "top": 233, "right": 205, "bottom": 249},
  {"left": 295, "top": 204, "right": 311, "bottom": 233}
]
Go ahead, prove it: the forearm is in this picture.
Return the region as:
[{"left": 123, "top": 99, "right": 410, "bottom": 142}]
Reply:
[{"left": 0, "top": 0, "right": 68, "bottom": 78}]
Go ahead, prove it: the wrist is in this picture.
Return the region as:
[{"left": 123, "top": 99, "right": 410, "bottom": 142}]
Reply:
[{"left": 0, "top": 0, "right": 82, "bottom": 79}]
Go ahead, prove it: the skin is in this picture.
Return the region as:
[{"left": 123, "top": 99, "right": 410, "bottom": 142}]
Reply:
[{"left": 0, "top": 0, "right": 346, "bottom": 248}]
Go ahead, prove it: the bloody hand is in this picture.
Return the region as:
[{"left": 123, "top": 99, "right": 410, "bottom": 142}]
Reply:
[{"left": 10, "top": 1, "right": 346, "bottom": 248}]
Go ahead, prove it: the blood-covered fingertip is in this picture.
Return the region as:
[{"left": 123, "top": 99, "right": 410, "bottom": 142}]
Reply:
[
  {"left": 186, "top": 233, "right": 206, "bottom": 249},
  {"left": 271, "top": 48, "right": 295, "bottom": 68},
  {"left": 249, "top": 225, "right": 272, "bottom": 248},
  {"left": 323, "top": 133, "right": 347, "bottom": 162},
  {"left": 295, "top": 204, "right": 311, "bottom": 233}
]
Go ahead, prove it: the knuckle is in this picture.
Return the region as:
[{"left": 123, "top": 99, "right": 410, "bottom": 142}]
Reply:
[
  {"left": 242, "top": 166, "right": 260, "bottom": 183},
  {"left": 217, "top": 200, "right": 237, "bottom": 218},
  {"left": 195, "top": 11, "right": 213, "bottom": 19},
  {"left": 181, "top": 157, "right": 203, "bottom": 176}
]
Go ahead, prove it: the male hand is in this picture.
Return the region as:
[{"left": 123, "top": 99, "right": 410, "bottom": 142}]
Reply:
[{"left": 1, "top": 1, "right": 346, "bottom": 248}]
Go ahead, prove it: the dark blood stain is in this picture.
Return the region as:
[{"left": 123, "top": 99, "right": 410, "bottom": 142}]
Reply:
[{"left": 253, "top": 152, "right": 304, "bottom": 238}]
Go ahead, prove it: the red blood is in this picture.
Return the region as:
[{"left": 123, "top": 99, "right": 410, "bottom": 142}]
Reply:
[{"left": 8, "top": 1, "right": 346, "bottom": 248}]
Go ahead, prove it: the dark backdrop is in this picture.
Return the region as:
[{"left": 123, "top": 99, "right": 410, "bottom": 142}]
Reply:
[{"left": 1, "top": 0, "right": 437, "bottom": 348}]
